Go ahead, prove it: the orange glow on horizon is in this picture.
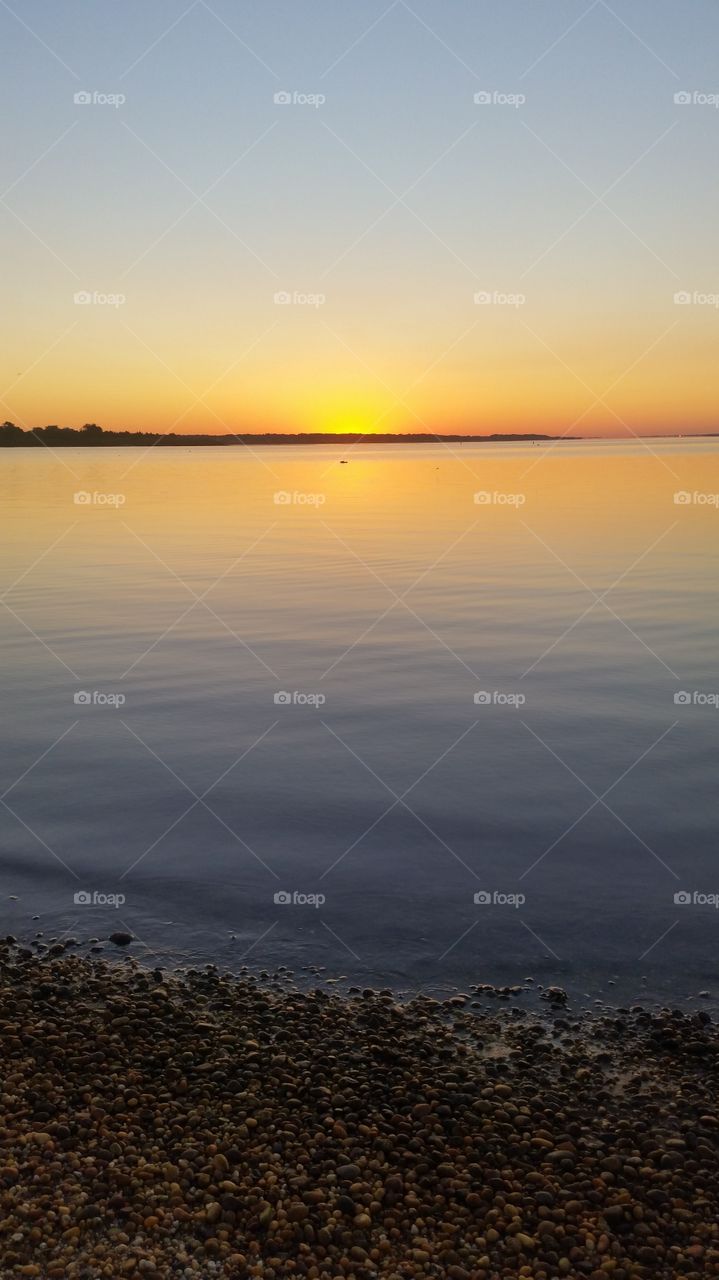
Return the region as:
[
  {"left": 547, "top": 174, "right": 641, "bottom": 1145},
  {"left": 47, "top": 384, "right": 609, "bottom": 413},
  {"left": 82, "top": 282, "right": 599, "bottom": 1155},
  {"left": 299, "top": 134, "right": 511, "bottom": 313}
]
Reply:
[{"left": 3, "top": 306, "right": 717, "bottom": 439}]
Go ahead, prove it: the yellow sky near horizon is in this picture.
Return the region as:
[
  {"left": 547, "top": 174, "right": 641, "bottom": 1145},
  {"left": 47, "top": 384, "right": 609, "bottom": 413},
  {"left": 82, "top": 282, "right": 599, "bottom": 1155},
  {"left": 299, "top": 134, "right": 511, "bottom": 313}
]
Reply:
[{"left": 3, "top": 300, "right": 717, "bottom": 437}]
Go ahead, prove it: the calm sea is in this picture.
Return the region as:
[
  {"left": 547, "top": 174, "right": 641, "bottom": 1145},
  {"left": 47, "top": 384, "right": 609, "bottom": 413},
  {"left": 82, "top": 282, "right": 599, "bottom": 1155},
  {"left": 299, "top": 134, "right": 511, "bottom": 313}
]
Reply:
[{"left": 1, "top": 439, "right": 717, "bottom": 1006}]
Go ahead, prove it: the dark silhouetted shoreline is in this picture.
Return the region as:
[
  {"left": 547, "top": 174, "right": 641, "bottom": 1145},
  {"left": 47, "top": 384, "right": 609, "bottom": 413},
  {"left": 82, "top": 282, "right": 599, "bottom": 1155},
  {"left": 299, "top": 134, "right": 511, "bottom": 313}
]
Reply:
[{"left": 1, "top": 422, "right": 569, "bottom": 447}]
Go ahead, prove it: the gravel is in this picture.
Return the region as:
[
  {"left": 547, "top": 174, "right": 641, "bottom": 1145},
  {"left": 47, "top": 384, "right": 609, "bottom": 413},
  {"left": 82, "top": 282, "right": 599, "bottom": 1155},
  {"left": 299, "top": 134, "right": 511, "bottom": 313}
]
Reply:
[{"left": 0, "top": 938, "right": 718, "bottom": 1278}]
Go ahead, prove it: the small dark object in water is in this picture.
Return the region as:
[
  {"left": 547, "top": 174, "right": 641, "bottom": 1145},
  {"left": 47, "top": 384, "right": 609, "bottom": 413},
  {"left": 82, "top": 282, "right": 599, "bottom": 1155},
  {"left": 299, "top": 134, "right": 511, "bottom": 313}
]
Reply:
[{"left": 109, "top": 932, "right": 133, "bottom": 946}]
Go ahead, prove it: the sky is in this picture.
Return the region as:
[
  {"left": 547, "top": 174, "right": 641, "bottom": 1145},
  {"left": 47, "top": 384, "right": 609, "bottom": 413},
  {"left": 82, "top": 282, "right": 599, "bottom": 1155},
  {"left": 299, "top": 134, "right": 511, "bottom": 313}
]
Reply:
[{"left": 1, "top": 0, "right": 717, "bottom": 437}]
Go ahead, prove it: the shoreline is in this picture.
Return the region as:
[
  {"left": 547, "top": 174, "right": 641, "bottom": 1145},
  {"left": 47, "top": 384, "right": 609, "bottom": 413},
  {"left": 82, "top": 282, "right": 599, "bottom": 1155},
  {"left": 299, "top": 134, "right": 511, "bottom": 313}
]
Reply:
[
  {"left": 3, "top": 433, "right": 568, "bottom": 449},
  {"left": 1, "top": 940, "right": 717, "bottom": 1278},
  {"left": 4, "top": 912, "right": 716, "bottom": 1018},
  {"left": 3, "top": 431, "right": 717, "bottom": 448}
]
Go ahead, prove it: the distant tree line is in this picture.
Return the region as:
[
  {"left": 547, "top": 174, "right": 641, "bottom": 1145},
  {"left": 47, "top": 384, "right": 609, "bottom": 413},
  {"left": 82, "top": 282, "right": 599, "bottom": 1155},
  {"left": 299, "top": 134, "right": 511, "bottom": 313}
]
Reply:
[
  {"left": 0, "top": 422, "right": 562, "bottom": 447},
  {"left": 0, "top": 422, "right": 237, "bottom": 447}
]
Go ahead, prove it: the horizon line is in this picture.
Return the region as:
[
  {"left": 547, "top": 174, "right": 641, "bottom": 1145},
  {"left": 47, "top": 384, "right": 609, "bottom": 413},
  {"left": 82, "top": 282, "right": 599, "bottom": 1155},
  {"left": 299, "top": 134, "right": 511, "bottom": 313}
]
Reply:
[{"left": 2, "top": 423, "right": 718, "bottom": 445}]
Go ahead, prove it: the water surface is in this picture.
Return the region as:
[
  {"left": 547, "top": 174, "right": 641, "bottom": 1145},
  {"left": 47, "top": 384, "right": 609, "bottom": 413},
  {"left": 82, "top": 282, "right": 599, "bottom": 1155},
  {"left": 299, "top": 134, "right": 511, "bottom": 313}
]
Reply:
[{"left": 1, "top": 439, "right": 717, "bottom": 1007}]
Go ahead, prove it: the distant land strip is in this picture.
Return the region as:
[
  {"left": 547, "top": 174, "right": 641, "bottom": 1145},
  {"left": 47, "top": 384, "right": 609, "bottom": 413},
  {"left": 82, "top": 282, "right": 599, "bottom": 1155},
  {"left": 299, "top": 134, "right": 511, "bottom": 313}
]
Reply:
[{"left": 1, "top": 423, "right": 574, "bottom": 447}]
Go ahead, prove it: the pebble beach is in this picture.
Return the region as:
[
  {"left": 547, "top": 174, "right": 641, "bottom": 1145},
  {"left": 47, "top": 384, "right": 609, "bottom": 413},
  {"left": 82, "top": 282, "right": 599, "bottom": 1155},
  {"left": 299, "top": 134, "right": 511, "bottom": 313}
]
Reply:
[{"left": 1, "top": 937, "right": 718, "bottom": 1279}]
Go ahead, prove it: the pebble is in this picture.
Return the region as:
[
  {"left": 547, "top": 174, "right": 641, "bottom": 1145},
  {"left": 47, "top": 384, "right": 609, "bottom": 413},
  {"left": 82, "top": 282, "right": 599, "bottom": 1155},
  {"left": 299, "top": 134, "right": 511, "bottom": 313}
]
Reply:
[{"left": 0, "top": 937, "right": 718, "bottom": 1278}]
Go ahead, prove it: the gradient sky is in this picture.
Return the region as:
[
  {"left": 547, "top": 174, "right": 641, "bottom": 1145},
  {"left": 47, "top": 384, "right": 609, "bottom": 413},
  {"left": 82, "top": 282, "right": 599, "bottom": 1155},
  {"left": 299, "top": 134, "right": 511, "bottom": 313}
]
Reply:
[{"left": 1, "top": 0, "right": 717, "bottom": 436}]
